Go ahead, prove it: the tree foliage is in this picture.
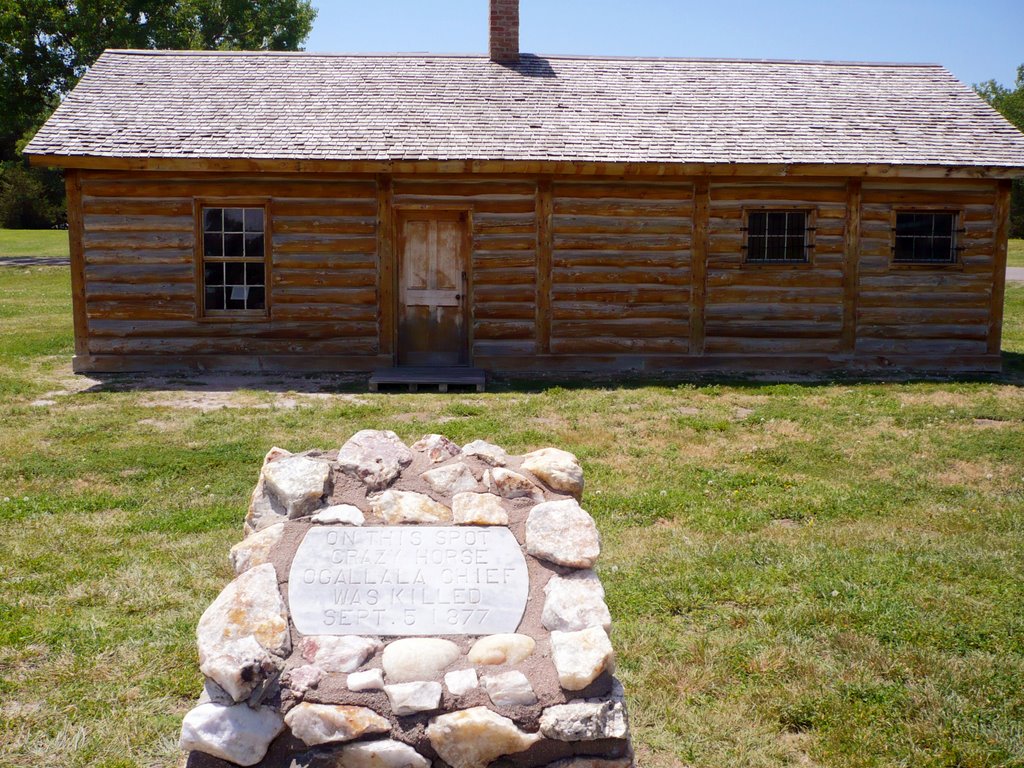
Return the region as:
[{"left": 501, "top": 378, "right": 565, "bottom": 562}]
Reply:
[
  {"left": 975, "top": 64, "right": 1024, "bottom": 238},
  {"left": 0, "top": 0, "right": 316, "bottom": 227}
]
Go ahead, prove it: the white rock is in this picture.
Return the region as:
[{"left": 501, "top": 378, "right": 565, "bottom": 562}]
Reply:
[
  {"left": 179, "top": 701, "right": 284, "bottom": 766},
  {"left": 550, "top": 627, "right": 615, "bottom": 691},
  {"left": 338, "top": 429, "right": 414, "bottom": 491},
  {"left": 542, "top": 570, "right": 612, "bottom": 632},
  {"left": 421, "top": 462, "right": 480, "bottom": 496},
  {"left": 312, "top": 504, "right": 365, "bottom": 525},
  {"left": 484, "top": 467, "right": 544, "bottom": 502},
  {"left": 521, "top": 447, "right": 584, "bottom": 499},
  {"left": 199, "top": 635, "right": 279, "bottom": 703},
  {"left": 451, "top": 492, "right": 508, "bottom": 525},
  {"left": 283, "top": 664, "right": 323, "bottom": 696},
  {"left": 244, "top": 447, "right": 292, "bottom": 535},
  {"left": 462, "top": 439, "right": 509, "bottom": 467},
  {"left": 347, "top": 668, "right": 385, "bottom": 692},
  {"left": 300, "top": 636, "right": 381, "bottom": 674},
  {"left": 197, "top": 563, "right": 290, "bottom": 701},
  {"left": 526, "top": 499, "right": 601, "bottom": 568},
  {"left": 539, "top": 700, "right": 629, "bottom": 741},
  {"left": 370, "top": 490, "right": 452, "bottom": 524},
  {"left": 200, "top": 677, "right": 235, "bottom": 706},
  {"left": 385, "top": 681, "right": 443, "bottom": 715},
  {"left": 444, "top": 667, "right": 479, "bottom": 696},
  {"left": 284, "top": 702, "right": 390, "bottom": 746},
  {"left": 229, "top": 522, "right": 284, "bottom": 575},
  {"left": 467, "top": 634, "right": 536, "bottom": 666},
  {"left": 338, "top": 739, "right": 431, "bottom": 768},
  {"left": 426, "top": 707, "right": 541, "bottom": 768},
  {"left": 481, "top": 670, "right": 538, "bottom": 707},
  {"left": 412, "top": 434, "right": 462, "bottom": 463},
  {"left": 382, "top": 638, "right": 461, "bottom": 683},
  {"left": 262, "top": 454, "right": 332, "bottom": 519}
]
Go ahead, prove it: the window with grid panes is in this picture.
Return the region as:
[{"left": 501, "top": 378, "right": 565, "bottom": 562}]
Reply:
[
  {"left": 893, "top": 212, "right": 957, "bottom": 264},
  {"left": 745, "top": 210, "right": 809, "bottom": 263},
  {"left": 201, "top": 207, "right": 267, "bottom": 314}
]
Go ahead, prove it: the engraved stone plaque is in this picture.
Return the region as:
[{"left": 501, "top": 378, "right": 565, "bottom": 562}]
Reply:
[{"left": 288, "top": 526, "right": 530, "bottom": 636}]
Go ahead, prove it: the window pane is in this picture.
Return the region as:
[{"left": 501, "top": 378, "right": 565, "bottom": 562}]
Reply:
[
  {"left": 225, "top": 261, "right": 245, "bottom": 285},
  {"left": 748, "top": 212, "right": 767, "bottom": 237},
  {"left": 244, "top": 208, "right": 264, "bottom": 233},
  {"left": 205, "top": 286, "right": 225, "bottom": 311},
  {"left": 787, "top": 212, "right": 806, "bottom": 232},
  {"left": 226, "top": 287, "right": 247, "bottom": 310},
  {"left": 748, "top": 235, "right": 766, "bottom": 261},
  {"left": 933, "top": 215, "right": 953, "bottom": 237},
  {"left": 894, "top": 237, "right": 914, "bottom": 262},
  {"left": 203, "top": 208, "right": 223, "bottom": 232},
  {"left": 932, "top": 237, "right": 953, "bottom": 261},
  {"left": 766, "top": 212, "right": 787, "bottom": 237},
  {"left": 786, "top": 236, "right": 805, "bottom": 261},
  {"left": 248, "top": 287, "right": 266, "bottom": 310},
  {"left": 224, "top": 208, "right": 244, "bottom": 232},
  {"left": 204, "top": 233, "right": 223, "bottom": 258},
  {"left": 224, "top": 233, "right": 244, "bottom": 257},
  {"left": 245, "top": 234, "right": 265, "bottom": 259},
  {"left": 204, "top": 262, "right": 224, "bottom": 286},
  {"left": 246, "top": 262, "right": 265, "bottom": 286}
]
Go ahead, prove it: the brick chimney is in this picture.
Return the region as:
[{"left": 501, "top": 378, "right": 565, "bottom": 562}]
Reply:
[{"left": 489, "top": 0, "right": 520, "bottom": 63}]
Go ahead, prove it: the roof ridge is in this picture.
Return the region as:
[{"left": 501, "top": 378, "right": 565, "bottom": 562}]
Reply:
[{"left": 100, "top": 48, "right": 945, "bottom": 68}]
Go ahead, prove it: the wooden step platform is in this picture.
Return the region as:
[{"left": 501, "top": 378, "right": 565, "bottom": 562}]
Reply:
[{"left": 369, "top": 367, "right": 486, "bottom": 393}]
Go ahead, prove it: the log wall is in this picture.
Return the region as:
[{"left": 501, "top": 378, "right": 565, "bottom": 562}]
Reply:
[{"left": 69, "top": 170, "right": 1007, "bottom": 373}]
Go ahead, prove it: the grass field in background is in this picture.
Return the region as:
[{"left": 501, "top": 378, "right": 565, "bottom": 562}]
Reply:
[
  {"left": 1, "top": 263, "right": 1023, "bottom": 768},
  {"left": 0, "top": 228, "right": 70, "bottom": 259},
  {"left": 1008, "top": 238, "right": 1024, "bottom": 268}
]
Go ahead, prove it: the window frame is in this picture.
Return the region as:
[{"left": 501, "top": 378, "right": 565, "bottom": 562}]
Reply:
[
  {"left": 741, "top": 207, "right": 817, "bottom": 268},
  {"left": 193, "top": 198, "right": 272, "bottom": 321},
  {"left": 890, "top": 207, "right": 963, "bottom": 269}
]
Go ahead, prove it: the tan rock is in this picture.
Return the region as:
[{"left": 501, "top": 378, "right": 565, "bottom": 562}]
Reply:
[
  {"left": 338, "top": 429, "right": 414, "bottom": 491},
  {"left": 521, "top": 447, "right": 584, "bottom": 499},
  {"left": 229, "top": 522, "right": 284, "bottom": 575},
  {"left": 426, "top": 707, "right": 541, "bottom": 768},
  {"left": 300, "top": 635, "right": 381, "bottom": 673},
  {"left": 542, "top": 570, "right": 612, "bottom": 632},
  {"left": 412, "top": 434, "right": 462, "bottom": 463},
  {"left": 539, "top": 699, "right": 629, "bottom": 742},
  {"left": 421, "top": 462, "right": 480, "bottom": 496},
  {"left": 484, "top": 467, "right": 544, "bottom": 502},
  {"left": 370, "top": 490, "right": 452, "bottom": 524},
  {"left": 282, "top": 664, "right": 323, "bottom": 697},
  {"left": 311, "top": 504, "right": 364, "bottom": 525},
  {"left": 526, "top": 499, "right": 601, "bottom": 568},
  {"left": 462, "top": 439, "right": 509, "bottom": 467},
  {"left": 179, "top": 702, "right": 284, "bottom": 766},
  {"left": 262, "top": 454, "right": 331, "bottom": 519},
  {"left": 382, "top": 638, "right": 461, "bottom": 683},
  {"left": 384, "top": 681, "right": 443, "bottom": 715},
  {"left": 347, "top": 668, "right": 384, "bottom": 692},
  {"left": 338, "top": 740, "right": 430, "bottom": 768},
  {"left": 284, "top": 702, "right": 390, "bottom": 746},
  {"left": 481, "top": 670, "right": 538, "bottom": 707},
  {"left": 550, "top": 627, "right": 615, "bottom": 691},
  {"left": 467, "top": 634, "right": 536, "bottom": 666},
  {"left": 196, "top": 563, "right": 290, "bottom": 701},
  {"left": 452, "top": 492, "right": 508, "bottom": 525},
  {"left": 244, "top": 447, "right": 292, "bottom": 535}
]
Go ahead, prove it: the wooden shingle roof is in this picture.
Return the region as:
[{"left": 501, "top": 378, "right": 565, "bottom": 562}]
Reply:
[{"left": 24, "top": 50, "right": 1024, "bottom": 173}]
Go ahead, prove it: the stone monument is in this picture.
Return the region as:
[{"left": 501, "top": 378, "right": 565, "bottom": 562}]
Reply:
[{"left": 179, "top": 430, "right": 634, "bottom": 768}]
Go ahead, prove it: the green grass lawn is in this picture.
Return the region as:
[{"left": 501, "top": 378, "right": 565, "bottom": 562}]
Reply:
[
  {"left": 1, "top": 263, "right": 1024, "bottom": 768},
  {"left": 0, "top": 228, "right": 70, "bottom": 258},
  {"left": 1008, "top": 238, "right": 1024, "bottom": 268}
]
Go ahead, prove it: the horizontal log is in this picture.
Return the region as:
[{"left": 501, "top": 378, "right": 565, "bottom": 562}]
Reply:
[
  {"left": 84, "top": 263, "right": 193, "bottom": 283},
  {"left": 473, "top": 285, "right": 536, "bottom": 302},
  {"left": 858, "top": 291, "right": 990, "bottom": 308},
  {"left": 553, "top": 302, "right": 688, "bottom": 320},
  {"left": 857, "top": 323, "right": 988, "bottom": 340},
  {"left": 552, "top": 182, "right": 694, "bottom": 200},
  {"left": 704, "top": 320, "right": 842, "bottom": 338},
  {"left": 706, "top": 270, "right": 844, "bottom": 288},
  {"left": 393, "top": 197, "right": 536, "bottom": 215},
  {"left": 82, "top": 197, "right": 193, "bottom": 216},
  {"left": 553, "top": 215, "right": 691, "bottom": 235},
  {"left": 85, "top": 282, "right": 194, "bottom": 300},
  {"left": 273, "top": 253, "right": 378, "bottom": 270},
  {"left": 553, "top": 252, "right": 689, "bottom": 269},
  {"left": 84, "top": 214, "right": 193, "bottom": 233},
  {"left": 550, "top": 336, "right": 688, "bottom": 354},
  {"left": 273, "top": 287, "right": 376, "bottom": 304},
  {"left": 552, "top": 286, "right": 687, "bottom": 303},
  {"left": 554, "top": 267, "right": 689, "bottom": 285},
  {"left": 857, "top": 306, "right": 989, "bottom": 324},
  {"left": 274, "top": 234, "right": 377, "bottom": 254},
  {"left": 273, "top": 268, "right": 377, "bottom": 288},
  {"left": 705, "top": 303, "right": 843, "bottom": 321},
  {"left": 81, "top": 179, "right": 376, "bottom": 199},
  {"left": 707, "top": 286, "right": 844, "bottom": 304},
  {"left": 856, "top": 338, "right": 988, "bottom": 355},
  {"left": 271, "top": 199, "right": 377, "bottom": 217},
  {"left": 83, "top": 231, "right": 194, "bottom": 250},
  {"left": 472, "top": 268, "right": 536, "bottom": 286},
  {"left": 88, "top": 319, "right": 377, "bottom": 339},
  {"left": 392, "top": 180, "right": 536, "bottom": 197},
  {"left": 554, "top": 234, "right": 691, "bottom": 251},
  {"left": 86, "top": 301, "right": 195, "bottom": 321},
  {"left": 88, "top": 337, "right": 380, "bottom": 355},
  {"left": 272, "top": 217, "right": 376, "bottom": 235},
  {"left": 710, "top": 185, "right": 846, "bottom": 202},
  {"left": 473, "top": 253, "right": 536, "bottom": 269},
  {"left": 704, "top": 337, "right": 840, "bottom": 354},
  {"left": 860, "top": 189, "right": 997, "bottom": 205},
  {"left": 553, "top": 199, "right": 690, "bottom": 217},
  {"left": 474, "top": 233, "right": 536, "bottom": 251},
  {"left": 85, "top": 248, "right": 193, "bottom": 266},
  {"left": 474, "top": 302, "right": 537, "bottom": 320},
  {"left": 552, "top": 319, "right": 688, "bottom": 338},
  {"left": 473, "top": 320, "right": 536, "bottom": 340},
  {"left": 272, "top": 303, "right": 377, "bottom": 321}
]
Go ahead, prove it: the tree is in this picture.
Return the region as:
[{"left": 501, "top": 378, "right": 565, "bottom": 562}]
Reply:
[
  {"left": 0, "top": 0, "right": 317, "bottom": 228},
  {"left": 976, "top": 64, "right": 1024, "bottom": 238}
]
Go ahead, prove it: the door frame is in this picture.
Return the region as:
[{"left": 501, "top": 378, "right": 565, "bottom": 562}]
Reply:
[{"left": 392, "top": 204, "right": 475, "bottom": 367}]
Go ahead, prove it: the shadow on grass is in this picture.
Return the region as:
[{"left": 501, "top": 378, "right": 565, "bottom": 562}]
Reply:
[{"left": 73, "top": 355, "right": 1024, "bottom": 396}]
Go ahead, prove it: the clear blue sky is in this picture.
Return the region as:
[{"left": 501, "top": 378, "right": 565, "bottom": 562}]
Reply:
[{"left": 306, "top": 0, "right": 1023, "bottom": 88}]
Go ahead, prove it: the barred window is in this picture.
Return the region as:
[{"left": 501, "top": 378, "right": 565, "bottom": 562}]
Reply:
[
  {"left": 201, "top": 207, "right": 267, "bottom": 314},
  {"left": 894, "top": 212, "right": 957, "bottom": 264},
  {"left": 745, "top": 211, "right": 809, "bottom": 263}
]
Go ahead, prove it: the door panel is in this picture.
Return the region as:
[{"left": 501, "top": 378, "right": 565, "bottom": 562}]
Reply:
[{"left": 397, "top": 211, "right": 469, "bottom": 366}]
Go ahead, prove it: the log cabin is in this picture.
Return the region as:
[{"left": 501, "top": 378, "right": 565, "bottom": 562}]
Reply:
[{"left": 24, "top": 0, "right": 1024, "bottom": 383}]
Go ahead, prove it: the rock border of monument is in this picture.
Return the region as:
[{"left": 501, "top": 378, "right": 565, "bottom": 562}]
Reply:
[{"left": 180, "top": 430, "right": 634, "bottom": 768}]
